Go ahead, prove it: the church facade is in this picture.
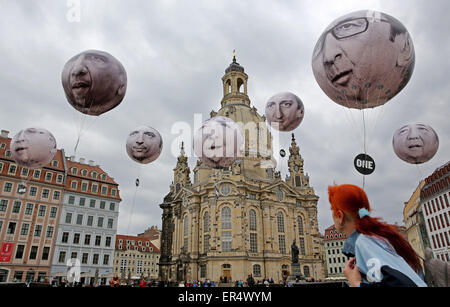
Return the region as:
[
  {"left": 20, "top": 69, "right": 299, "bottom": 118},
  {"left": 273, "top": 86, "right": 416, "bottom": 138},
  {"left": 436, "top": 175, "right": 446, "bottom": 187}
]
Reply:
[{"left": 159, "top": 56, "right": 325, "bottom": 283}]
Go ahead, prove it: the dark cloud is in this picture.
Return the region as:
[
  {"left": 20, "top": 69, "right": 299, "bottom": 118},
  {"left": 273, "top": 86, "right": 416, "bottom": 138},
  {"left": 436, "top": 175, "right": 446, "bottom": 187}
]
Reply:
[{"left": 0, "top": 0, "right": 448, "bottom": 236}]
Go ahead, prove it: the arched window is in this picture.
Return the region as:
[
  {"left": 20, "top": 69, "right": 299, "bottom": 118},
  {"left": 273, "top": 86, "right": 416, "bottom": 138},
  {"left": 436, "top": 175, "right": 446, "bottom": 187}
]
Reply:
[
  {"left": 203, "top": 212, "right": 210, "bottom": 233},
  {"left": 237, "top": 78, "right": 244, "bottom": 93},
  {"left": 81, "top": 169, "right": 87, "bottom": 176},
  {"left": 184, "top": 216, "right": 189, "bottom": 236},
  {"left": 222, "top": 207, "right": 231, "bottom": 229},
  {"left": 303, "top": 266, "right": 310, "bottom": 277},
  {"left": 253, "top": 264, "right": 261, "bottom": 277},
  {"left": 277, "top": 212, "right": 284, "bottom": 233},
  {"left": 297, "top": 216, "right": 304, "bottom": 236},
  {"left": 249, "top": 209, "right": 257, "bottom": 231},
  {"left": 226, "top": 79, "right": 231, "bottom": 94}
]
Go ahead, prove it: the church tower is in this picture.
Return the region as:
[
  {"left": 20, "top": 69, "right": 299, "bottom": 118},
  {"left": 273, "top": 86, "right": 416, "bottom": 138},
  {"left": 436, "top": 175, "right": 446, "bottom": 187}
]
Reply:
[
  {"left": 172, "top": 142, "right": 191, "bottom": 195},
  {"left": 286, "top": 134, "right": 311, "bottom": 190}
]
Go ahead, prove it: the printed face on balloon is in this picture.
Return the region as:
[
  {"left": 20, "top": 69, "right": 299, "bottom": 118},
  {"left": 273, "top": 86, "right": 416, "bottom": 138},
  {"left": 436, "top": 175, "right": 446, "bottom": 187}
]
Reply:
[
  {"left": 62, "top": 50, "right": 127, "bottom": 116},
  {"left": 194, "top": 116, "right": 244, "bottom": 168},
  {"left": 126, "top": 126, "right": 163, "bottom": 164},
  {"left": 312, "top": 10, "right": 415, "bottom": 109},
  {"left": 265, "top": 92, "right": 304, "bottom": 132},
  {"left": 10, "top": 128, "right": 57, "bottom": 168},
  {"left": 393, "top": 124, "right": 439, "bottom": 164}
]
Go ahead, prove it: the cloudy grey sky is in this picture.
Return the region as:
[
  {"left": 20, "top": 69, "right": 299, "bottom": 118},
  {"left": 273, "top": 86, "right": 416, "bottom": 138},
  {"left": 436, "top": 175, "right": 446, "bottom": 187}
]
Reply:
[{"left": 0, "top": 0, "right": 448, "bottom": 236}]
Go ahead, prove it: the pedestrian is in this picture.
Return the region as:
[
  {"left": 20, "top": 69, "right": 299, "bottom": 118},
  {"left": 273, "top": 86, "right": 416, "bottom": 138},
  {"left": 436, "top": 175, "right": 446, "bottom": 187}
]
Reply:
[
  {"left": 246, "top": 274, "right": 255, "bottom": 287},
  {"left": 328, "top": 184, "right": 427, "bottom": 287},
  {"left": 139, "top": 278, "right": 147, "bottom": 287}
]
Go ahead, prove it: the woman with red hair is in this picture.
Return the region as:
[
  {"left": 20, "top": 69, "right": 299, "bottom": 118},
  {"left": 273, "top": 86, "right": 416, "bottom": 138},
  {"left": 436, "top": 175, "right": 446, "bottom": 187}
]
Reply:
[{"left": 328, "top": 184, "right": 426, "bottom": 287}]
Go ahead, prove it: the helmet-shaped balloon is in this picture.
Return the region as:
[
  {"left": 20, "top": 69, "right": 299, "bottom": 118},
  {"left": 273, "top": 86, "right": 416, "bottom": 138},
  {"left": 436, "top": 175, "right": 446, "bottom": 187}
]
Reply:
[
  {"left": 265, "top": 92, "right": 305, "bottom": 132},
  {"left": 193, "top": 116, "right": 244, "bottom": 168},
  {"left": 126, "top": 126, "right": 163, "bottom": 164},
  {"left": 62, "top": 50, "right": 127, "bottom": 116},
  {"left": 312, "top": 10, "right": 415, "bottom": 109},
  {"left": 10, "top": 128, "right": 57, "bottom": 169},
  {"left": 392, "top": 123, "right": 439, "bottom": 164}
]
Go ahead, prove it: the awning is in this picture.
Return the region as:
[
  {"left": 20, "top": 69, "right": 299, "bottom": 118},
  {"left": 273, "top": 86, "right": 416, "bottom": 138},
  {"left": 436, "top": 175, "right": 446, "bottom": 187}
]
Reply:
[{"left": 50, "top": 272, "right": 67, "bottom": 277}]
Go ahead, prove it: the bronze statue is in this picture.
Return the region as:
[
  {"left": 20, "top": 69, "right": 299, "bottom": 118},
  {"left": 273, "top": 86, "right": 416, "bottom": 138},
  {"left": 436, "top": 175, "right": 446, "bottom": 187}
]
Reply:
[
  {"left": 291, "top": 240, "right": 299, "bottom": 264},
  {"left": 62, "top": 50, "right": 127, "bottom": 116}
]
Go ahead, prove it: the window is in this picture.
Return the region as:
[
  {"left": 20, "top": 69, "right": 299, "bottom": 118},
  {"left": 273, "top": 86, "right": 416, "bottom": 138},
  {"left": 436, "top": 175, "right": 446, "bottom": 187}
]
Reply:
[
  {"left": 62, "top": 232, "right": 69, "bottom": 243},
  {"left": 95, "top": 236, "right": 101, "bottom": 246},
  {"left": 105, "top": 236, "right": 111, "bottom": 247},
  {"left": 91, "top": 171, "right": 97, "bottom": 179},
  {"left": 50, "top": 207, "right": 57, "bottom": 218},
  {"left": 34, "top": 225, "right": 42, "bottom": 237},
  {"left": 41, "top": 189, "right": 49, "bottom": 198},
  {"left": 7, "top": 222, "right": 16, "bottom": 234},
  {"left": 200, "top": 264, "right": 207, "bottom": 278},
  {"left": 103, "top": 254, "right": 110, "bottom": 265},
  {"left": 277, "top": 212, "right": 285, "bottom": 233},
  {"left": 278, "top": 235, "right": 286, "bottom": 254},
  {"left": 52, "top": 160, "right": 58, "bottom": 167},
  {"left": 8, "top": 164, "right": 17, "bottom": 175},
  {"left": 253, "top": 264, "right": 261, "bottom": 277},
  {"left": 45, "top": 172, "right": 53, "bottom": 182},
  {"left": 16, "top": 184, "right": 26, "bottom": 195},
  {"left": 0, "top": 199, "right": 8, "bottom": 211},
  {"left": 92, "top": 254, "right": 99, "bottom": 264},
  {"left": 299, "top": 238, "right": 306, "bottom": 255},
  {"left": 222, "top": 207, "right": 231, "bottom": 229},
  {"left": 71, "top": 167, "right": 77, "bottom": 175},
  {"left": 249, "top": 209, "right": 257, "bottom": 231},
  {"left": 29, "top": 246, "right": 38, "bottom": 260},
  {"left": 68, "top": 195, "right": 75, "bottom": 204},
  {"left": 65, "top": 212, "right": 72, "bottom": 224},
  {"left": 12, "top": 201, "right": 21, "bottom": 213},
  {"left": 56, "top": 174, "right": 63, "bottom": 183},
  {"left": 81, "top": 169, "right": 88, "bottom": 176},
  {"left": 29, "top": 186, "right": 37, "bottom": 196},
  {"left": 3, "top": 182, "right": 12, "bottom": 193},
  {"left": 250, "top": 233, "right": 258, "bottom": 253},
  {"left": 20, "top": 223, "right": 29, "bottom": 236},
  {"left": 84, "top": 234, "right": 91, "bottom": 245},
  {"left": 58, "top": 251, "right": 66, "bottom": 263},
  {"left": 73, "top": 233, "right": 80, "bottom": 244},
  {"left": 81, "top": 182, "right": 88, "bottom": 191},
  {"left": 71, "top": 252, "right": 78, "bottom": 259},
  {"left": 107, "top": 218, "right": 114, "bottom": 229},
  {"left": 76, "top": 214, "right": 83, "bottom": 225},
  {"left": 203, "top": 235, "right": 210, "bottom": 253},
  {"left": 303, "top": 266, "right": 310, "bottom": 277},
  {"left": 101, "top": 186, "right": 107, "bottom": 195},
  {"left": 87, "top": 216, "right": 93, "bottom": 226},
  {"left": 38, "top": 205, "right": 46, "bottom": 217},
  {"left": 298, "top": 216, "right": 304, "bottom": 235},
  {"left": 295, "top": 176, "right": 301, "bottom": 187},
  {"left": 15, "top": 245, "right": 25, "bottom": 259},
  {"left": 203, "top": 212, "right": 210, "bottom": 233},
  {"left": 79, "top": 198, "right": 85, "bottom": 206},
  {"left": 46, "top": 226, "right": 54, "bottom": 238},
  {"left": 110, "top": 203, "right": 115, "bottom": 211},
  {"left": 222, "top": 231, "right": 232, "bottom": 252},
  {"left": 42, "top": 247, "right": 50, "bottom": 260},
  {"left": 97, "top": 217, "right": 104, "bottom": 228},
  {"left": 184, "top": 216, "right": 189, "bottom": 236},
  {"left": 99, "top": 201, "right": 106, "bottom": 209},
  {"left": 120, "top": 259, "right": 127, "bottom": 273},
  {"left": 82, "top": 253, "right": 89, "bottom": 264},
  {"left": 89, "top": 199, "right": 96, "bottom": 208},
  {"left": 111, "top": 189, "right": 117, "bottom": 196},
  {"left": 71, "top": 181, "right": 77, "bottom": 190},
  {"left": 33, "top": 169, "right": 41, "bottom": 179},
  {"left": 53, "top": 191, "right": 61, "bottom": 200}
]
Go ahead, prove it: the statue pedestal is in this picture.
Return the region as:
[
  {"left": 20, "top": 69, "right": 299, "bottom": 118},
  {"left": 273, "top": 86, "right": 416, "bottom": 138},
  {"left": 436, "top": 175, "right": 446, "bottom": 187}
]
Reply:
[{"left": 288, "top": 263, "right": 304, "bottom": 281}]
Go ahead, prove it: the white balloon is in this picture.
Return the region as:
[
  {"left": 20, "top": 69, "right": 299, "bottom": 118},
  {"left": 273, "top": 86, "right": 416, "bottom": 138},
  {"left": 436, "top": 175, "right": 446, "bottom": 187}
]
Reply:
[{"left": 10, "top": 128, "right": 57, "bottom": 169}]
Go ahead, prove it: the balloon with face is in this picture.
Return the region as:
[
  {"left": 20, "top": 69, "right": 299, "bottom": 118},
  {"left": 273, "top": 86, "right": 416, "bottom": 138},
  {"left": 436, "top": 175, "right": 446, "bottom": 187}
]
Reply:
[
  {"left": 10, "top": 128, "right": 57, "bottom": 169},
  {"left": 126, "top": 126, "right": 163, "bottom": 164},
  {"left": 62, "top": 50, "right": 127, "bottom": 116},
  {"left": 393, "top": 123, "right": 439, "bottom": 164},
  {"left": 312, "top": 10, "right": 415, "bottom": 109},
  {"left": 265, "top": 92, "right": 305, "bottom": 132},
  {"left": 193, "top": 116, "right": 244, "bottom": 168}
]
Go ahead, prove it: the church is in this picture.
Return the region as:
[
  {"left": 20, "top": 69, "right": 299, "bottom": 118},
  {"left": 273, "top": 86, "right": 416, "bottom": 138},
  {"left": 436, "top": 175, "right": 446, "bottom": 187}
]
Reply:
[{"left": 159, "top": 55, "right": 325, "bottom": 283}]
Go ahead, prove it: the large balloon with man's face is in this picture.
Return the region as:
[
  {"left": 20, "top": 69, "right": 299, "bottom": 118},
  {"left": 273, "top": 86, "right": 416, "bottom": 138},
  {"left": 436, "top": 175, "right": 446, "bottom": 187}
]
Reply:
[
  {"left": 10, "top": 128, "right": 57, "bottom": 169},
  {"left": 62, "top": 50, "right": 127, "bottom": 116},
  {"left": 193, "top": 116, "right": 244, "bottom": 168},
  {"left": 312, "top": 10, "right": 415, "bottom": 109},
  {"left": 393, "top": 124, "right": 439, "bottom": 164},
  {"left": 265, "top": 92, "right": 305, "bottom": 132},
  {"left": 126, "top": 126, "right": 163, "bottom": 164}
]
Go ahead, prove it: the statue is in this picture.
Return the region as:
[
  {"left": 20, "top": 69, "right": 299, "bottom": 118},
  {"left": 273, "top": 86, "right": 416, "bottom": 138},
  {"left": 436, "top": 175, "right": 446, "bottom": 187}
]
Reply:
[{"left": 291, "top": 240, "right": 299, "bottom": 264}]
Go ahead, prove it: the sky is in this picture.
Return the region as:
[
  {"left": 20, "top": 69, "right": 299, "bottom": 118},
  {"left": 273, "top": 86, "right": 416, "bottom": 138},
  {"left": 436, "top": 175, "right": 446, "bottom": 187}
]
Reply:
[{"left": 0, "top": 0, "right": 448, "bottom": 236}]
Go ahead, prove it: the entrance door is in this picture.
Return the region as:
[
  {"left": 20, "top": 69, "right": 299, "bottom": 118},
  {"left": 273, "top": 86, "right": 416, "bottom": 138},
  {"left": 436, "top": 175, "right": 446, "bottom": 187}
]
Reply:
[
  {"left": 222, "top": 270, "right": 231, "bottom": 283},
  {"left": 0, "top": 269, "right": 8, "bottom": 282}
]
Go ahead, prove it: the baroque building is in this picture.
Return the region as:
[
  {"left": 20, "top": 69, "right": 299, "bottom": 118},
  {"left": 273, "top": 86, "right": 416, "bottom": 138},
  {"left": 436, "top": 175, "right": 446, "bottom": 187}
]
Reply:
[{"left": 159, "top": 57, "right": 324, "bottom": 283}]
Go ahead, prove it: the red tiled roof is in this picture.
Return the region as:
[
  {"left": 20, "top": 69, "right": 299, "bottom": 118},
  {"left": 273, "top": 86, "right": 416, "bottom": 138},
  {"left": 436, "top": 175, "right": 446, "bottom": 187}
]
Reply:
[
  {"left": 115, "top": 234, "right": 160, "bottom": 253},
  {"left": 323, "top": 225, "right": 347, "bottom": 241}
]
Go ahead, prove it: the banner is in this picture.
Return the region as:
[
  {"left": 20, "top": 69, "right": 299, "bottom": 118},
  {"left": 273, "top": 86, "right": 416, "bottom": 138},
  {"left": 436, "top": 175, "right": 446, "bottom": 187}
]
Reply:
[{"left": 0, "top": 242, "right": 14, "bottom": 262}]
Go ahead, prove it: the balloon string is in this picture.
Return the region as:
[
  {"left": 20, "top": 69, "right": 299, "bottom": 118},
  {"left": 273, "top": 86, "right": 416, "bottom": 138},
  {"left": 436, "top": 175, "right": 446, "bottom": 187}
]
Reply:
[{"left": 126, "top": 166, "right": 142, "bottom": 235}]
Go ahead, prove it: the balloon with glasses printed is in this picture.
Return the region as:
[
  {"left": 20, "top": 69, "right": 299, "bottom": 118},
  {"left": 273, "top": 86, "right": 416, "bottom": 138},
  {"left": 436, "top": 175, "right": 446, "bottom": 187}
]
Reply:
[{"left": 312, "top": 10, "right": 415, "bottom": 109}]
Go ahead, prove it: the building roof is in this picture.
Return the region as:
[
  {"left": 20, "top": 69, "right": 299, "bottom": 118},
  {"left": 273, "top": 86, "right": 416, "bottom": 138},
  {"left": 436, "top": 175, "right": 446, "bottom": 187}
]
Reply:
[
  {"left": 323, "top": 225, "right": 348, "bottom": 242},
  {"left": 115, "top": 234, "right": 160, "bottom": 253}
]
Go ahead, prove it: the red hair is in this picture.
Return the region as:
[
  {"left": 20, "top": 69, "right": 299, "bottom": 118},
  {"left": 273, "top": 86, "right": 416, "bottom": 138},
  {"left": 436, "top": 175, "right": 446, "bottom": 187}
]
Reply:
[{"left": 328, "top": 184, "right": 421, "bottom": 272}]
